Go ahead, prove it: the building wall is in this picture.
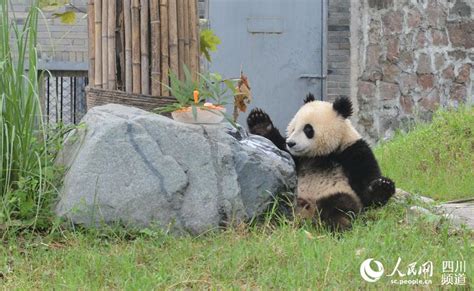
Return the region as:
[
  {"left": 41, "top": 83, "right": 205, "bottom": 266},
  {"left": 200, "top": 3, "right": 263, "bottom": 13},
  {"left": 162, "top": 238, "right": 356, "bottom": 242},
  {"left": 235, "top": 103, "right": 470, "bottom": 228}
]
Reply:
[
  {"left": 327, "top": 0, "right": 351, "bottom": 101},
  {"left": 351, "top": 0, "right": 473, "bottom": 142},
  {"left": 12, "top": 0, "right": 89, "bottom": 70}
]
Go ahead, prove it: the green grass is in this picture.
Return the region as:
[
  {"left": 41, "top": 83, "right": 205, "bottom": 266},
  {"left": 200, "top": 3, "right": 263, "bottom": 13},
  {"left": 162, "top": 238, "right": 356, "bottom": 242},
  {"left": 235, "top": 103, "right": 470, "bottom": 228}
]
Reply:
[
  {"left": 1, "top": 203, "right": 472, "bottom": 289},
  {"left": 375, "top": 106, "right": 474, "bottom": 201}
]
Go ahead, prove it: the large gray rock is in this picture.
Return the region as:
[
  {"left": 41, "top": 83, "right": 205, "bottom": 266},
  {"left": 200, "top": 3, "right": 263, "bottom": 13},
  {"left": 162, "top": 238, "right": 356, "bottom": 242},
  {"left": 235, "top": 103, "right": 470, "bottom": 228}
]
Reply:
[{"left": 56, "top": 104, "right": 296, "bottom": 235}]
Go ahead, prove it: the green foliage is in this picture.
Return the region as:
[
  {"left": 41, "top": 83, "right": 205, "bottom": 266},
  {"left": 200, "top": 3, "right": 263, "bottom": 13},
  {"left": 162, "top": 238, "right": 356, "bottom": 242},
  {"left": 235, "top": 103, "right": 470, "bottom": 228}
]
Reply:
[
  {"left": 200, "top": 29, "right": 221, "bottom": 62},
  {"left": 375, "top": 106, "right": 474, "bottom": 201},
  {"left": 0, "top": 1, "right": 65, "bottom": 233},
  {"left": 156, "top": 65, "right": 236, "bottom": 114}
]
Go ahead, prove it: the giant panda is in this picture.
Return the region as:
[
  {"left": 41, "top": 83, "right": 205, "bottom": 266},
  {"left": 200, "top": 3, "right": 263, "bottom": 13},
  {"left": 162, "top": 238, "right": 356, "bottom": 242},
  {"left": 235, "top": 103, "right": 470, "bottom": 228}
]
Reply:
[{"left": 246, "top": 93, "right": 395, "bottom": 231}]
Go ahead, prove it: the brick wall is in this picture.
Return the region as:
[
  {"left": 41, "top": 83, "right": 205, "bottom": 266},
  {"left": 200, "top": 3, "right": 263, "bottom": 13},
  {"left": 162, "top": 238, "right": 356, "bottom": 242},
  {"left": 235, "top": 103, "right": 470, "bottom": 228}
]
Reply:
[
  {"left": 327, "top": 0, "right": 351, "bottom": 101},
  {"left": 12, "top": 0, "right": 89, "bottom": 70},
  {"left": 351, "top": 0, "right": 473, "bottom": 142}
]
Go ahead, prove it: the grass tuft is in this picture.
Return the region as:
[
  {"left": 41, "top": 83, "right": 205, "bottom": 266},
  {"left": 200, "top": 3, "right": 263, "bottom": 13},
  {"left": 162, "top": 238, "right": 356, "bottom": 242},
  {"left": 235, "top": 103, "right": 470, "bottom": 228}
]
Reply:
[{"left": 375, "top": 106, "right": 474, "bottom": 201}]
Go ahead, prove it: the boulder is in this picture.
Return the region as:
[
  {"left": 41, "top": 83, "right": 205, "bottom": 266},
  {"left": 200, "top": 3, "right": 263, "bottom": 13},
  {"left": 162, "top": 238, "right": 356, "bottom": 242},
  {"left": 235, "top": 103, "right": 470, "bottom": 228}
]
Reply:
[{"left": 56, "top": 104, "right": 296, "bottom": 235}]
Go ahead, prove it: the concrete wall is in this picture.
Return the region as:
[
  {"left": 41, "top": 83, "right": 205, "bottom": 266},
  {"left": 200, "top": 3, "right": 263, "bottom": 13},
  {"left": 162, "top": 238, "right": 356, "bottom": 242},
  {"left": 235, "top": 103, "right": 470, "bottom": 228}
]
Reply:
[
  {"left": 351, "top": 0, "right": 473, "bottom": 142},
  {"left": 12, "top": 0, "right": 89, "bottom": 71}
]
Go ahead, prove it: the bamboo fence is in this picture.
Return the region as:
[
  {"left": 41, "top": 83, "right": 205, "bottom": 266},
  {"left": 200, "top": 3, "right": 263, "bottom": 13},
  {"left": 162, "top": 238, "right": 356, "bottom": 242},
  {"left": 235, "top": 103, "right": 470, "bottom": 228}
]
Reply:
[{"left": 87, "top": 0, "right": 200, "bottom": 98}]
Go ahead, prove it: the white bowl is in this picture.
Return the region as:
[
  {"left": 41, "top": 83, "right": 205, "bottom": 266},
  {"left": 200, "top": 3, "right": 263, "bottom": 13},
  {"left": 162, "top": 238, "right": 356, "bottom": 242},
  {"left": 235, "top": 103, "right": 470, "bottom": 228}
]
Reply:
[{"left": 171, "top": 107, "right": 226, "bottom": 124}]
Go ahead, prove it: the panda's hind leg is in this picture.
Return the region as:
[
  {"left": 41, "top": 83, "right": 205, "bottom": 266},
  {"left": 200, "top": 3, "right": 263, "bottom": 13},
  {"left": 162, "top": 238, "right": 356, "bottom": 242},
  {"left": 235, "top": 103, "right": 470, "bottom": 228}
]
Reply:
[
  {"left": 316, "top": 193, "right": 362, "bottom": 231},
  {"left": 247, "top": 108, "right": 287, "bottom": 151}
]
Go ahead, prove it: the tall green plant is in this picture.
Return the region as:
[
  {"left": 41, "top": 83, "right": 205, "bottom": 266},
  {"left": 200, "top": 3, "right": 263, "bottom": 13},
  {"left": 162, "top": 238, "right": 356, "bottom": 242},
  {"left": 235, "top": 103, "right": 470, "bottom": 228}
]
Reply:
[{"left": 0, "top": 1, "right": 52, "bottom": 230}]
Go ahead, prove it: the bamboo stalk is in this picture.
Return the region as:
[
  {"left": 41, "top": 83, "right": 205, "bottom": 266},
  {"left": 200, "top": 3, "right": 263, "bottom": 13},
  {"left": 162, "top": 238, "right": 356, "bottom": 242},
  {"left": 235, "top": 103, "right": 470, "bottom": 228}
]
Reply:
[
  {"left": 131, "top": 0, "right": 141, "bottom": 94},
  {"left": 101, "top": 0, "right": 108, "bottom": 89},
  {"left": 123, "top": 0, "right": 132, "bottom": 92},
  {"left": 94, "top": 0, "right": 102, "bottom": 88},
  {"left": 183, "top": 0, "right": 190, "bottom": 71},
  {"left": 176, "top": 0, "right": 185, "bottom": 80},
  {"left": 108, "top": 0, "right": 116, "bottom": 90},
  {"left": 188, "top": 0, "right": 199, "bottom": 80},
  {"left": 117, "top": 0, "right": 125, "bottom": 90},
  {"left": 168, "top": 0, "right": 179, "bottom": 79},
  {"left": 141, "top": 0, "right": 150, "bottom": 95},
  {"left": 160, "top": 0, "right": 169, "bottom": 95},
  {"left": 88, "top": 0, "right": 95, "bottom": 87},
  {"left": 150, "top": 0, "right": 161, "bottom": 96}
]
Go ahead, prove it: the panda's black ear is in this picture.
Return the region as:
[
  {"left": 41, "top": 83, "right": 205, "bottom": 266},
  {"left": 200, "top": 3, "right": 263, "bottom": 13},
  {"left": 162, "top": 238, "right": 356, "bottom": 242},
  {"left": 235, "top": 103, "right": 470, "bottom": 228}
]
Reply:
[
  {"left": 333, "top": 96, "right": 353, "bottom": 118},
  {"left": 304, "top": 93, "right": 315, "bottom": 104}
]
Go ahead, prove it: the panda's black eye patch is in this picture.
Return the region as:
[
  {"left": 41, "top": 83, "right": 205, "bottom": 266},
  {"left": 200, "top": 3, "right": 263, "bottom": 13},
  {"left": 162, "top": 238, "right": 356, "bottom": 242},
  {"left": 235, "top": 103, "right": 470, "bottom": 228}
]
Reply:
[{"left": 303, "top": 124, "right": 314, "bottom": 139}]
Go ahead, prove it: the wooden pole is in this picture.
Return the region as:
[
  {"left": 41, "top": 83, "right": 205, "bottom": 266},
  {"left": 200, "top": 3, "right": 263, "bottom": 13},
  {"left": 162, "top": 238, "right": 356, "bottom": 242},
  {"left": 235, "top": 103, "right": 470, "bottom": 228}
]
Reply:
[
  {"left": 183, "top": 0, "right": 190, "bottom": 72},
  {"left": 131, "top": 0, "right": 141, "bottom": 94},
  {"left": 168, "top": 0, "right": 179, "bottom": 79},
  {"left": 150, "top": 0, "right": 161, "bottom": 96},
  {"left": 117, "top": 0, "right": 125, "bottom": 90},
  {"left": 107, "top": 0, "right": 116, "bottom": 90},
  {"left": 88, "top": 0, "right": 95, "bottom": 87},
  {"left": 94, "top": 0, "right": 102, "bottom": 88},
  {"left": 141, "top": 0, "right": 150, "bottom": 95},
  {"left": 123, "top": 0, "right": 132, "bottom": 92},
  {"left": 101, "top": 0, "right": 108, "bottom": 89},
  {"left": 188, "top": 0, "right": 199, "bottom": 80},
  {"left": 160, "top": 0, "right": 169, "bottom": 95},
  {"left": 176, "top": 0, "right": 185, "bottom": 80}
]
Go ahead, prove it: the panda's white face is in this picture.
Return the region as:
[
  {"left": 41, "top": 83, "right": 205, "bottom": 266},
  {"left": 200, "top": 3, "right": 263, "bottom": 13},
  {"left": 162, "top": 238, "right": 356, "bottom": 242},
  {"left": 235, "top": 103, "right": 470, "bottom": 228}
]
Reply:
[{"left": 286, "top": 101, "right": 360, "bottom": 157}]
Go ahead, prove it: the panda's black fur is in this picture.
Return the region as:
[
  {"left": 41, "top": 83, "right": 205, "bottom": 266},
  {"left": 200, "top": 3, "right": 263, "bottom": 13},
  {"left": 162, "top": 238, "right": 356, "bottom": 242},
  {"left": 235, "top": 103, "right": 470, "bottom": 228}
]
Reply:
[{"left": 247, "top": 94, "right": 395, "bottom": 231}]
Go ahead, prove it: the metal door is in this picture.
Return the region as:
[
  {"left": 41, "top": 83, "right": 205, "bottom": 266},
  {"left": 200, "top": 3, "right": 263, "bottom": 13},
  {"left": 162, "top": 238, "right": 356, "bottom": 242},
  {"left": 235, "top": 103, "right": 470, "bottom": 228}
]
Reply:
[{"left": 208, "top": 0, "right": 326, "bottom": 131}]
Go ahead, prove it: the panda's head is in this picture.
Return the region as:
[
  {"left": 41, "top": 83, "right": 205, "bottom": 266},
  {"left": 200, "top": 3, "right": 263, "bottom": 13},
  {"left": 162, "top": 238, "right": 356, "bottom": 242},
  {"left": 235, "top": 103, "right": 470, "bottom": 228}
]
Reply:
[{"left": 286, "top": 94, "right": 361, "bottom": 157}]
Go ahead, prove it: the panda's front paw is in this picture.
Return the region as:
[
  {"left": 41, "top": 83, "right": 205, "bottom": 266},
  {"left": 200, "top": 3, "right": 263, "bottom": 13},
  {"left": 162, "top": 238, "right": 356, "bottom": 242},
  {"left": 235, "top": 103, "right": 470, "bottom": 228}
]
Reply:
[
  {"left": 247, "top": 108, "right": 274, "bottom": 137},
  {"left": 369, "top": 177, "right": 396, "bottom": 204}
]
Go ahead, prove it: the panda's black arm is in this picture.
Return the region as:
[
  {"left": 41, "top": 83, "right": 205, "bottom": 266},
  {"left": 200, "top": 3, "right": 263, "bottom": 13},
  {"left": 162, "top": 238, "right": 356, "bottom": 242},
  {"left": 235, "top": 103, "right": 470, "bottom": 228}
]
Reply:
[
  {"left": 266, "top": 127, "right": 288, "bottom": 152},
  {"left": 336, "top": 139, "right": 383, "bottom": 205}
]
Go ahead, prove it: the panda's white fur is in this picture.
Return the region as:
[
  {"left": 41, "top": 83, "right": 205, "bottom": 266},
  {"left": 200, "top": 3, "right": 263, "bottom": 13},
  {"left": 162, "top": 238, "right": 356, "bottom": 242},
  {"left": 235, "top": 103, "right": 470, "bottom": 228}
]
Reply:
[
  {"left": 286, "top": 101, "right": 361, "bottom": 157},
  {"left": 285, "top": 101, "right": 363, "bottom": 217},
  {"left": 246, "top": 95, "right": 396, "bottom": 231}
]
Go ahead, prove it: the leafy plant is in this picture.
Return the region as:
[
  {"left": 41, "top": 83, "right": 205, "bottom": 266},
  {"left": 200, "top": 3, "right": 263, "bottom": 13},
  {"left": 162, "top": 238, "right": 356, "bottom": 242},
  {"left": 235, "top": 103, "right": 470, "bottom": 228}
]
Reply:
[
  {"left": 156, "top": 65, "right": 236, "bottom": 115},
  {"left": 0, "top": 0, "right": 64, "bottom": 233},
  {"left": 200, "top": 29, "right": 221, "bottom": 62}
]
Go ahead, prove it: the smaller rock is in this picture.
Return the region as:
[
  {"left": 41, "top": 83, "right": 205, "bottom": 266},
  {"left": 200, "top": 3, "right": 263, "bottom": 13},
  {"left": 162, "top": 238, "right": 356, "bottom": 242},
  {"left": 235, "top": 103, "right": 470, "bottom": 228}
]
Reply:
[
  {"left": 442, "top": 65, "right": 455, "bottom": 80},
  {"left": 416, "top": 30, "right": 428, "bottom": 48},
  {"left": 447, "top": 20, "right": 474, "bottom": 49},
  {"left": 382, "top": 63, "right": 401, "bottom": 83},
  {"left": 400, "top": 95, "right": 414, "bottom": 114},
  {"left": 417, "top": 53, "right": 433, "bottom": 74},
  {"left": 407, "top": 206, "right": 442, "bottom": 225},
  {"left": 450, "top": 83, "right": 467, "bottom": 102},
  {"left": 431, "top": 29, "right": 448, "bottom": 46},
  {"left": 434, "top": 53, "right": 445, "bottom": 71},
  {"left": 382, "top": 10, "right": 403, "bottom": 34},
  {"left": 455, "top": 63, "right": 471, "bottom": 84},
  {"left": 407, "top": 9, "right": 422, "bottom": 29},
  {"left": 417, "top": 74, "right": 435, "bottom": 91},
  {"left": 367, "top": 45, "right": 382, "bottom": 66},
  {"left": 379, "top": 82, "right": 400, "bottom": 100},
  {"left": 393, "top": 188, "right": 411, "bottom": 203},
  {"left": 435, "top": 202, "right": 474, "bottom": 230}
]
